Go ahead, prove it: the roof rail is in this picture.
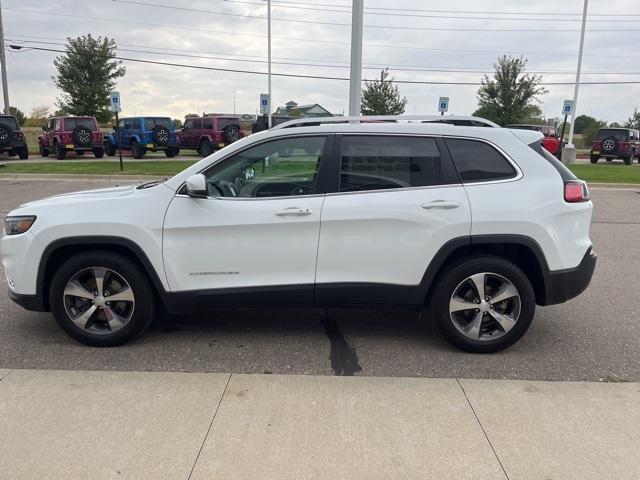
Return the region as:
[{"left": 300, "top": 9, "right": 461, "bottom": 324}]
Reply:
[{"left": 271, "top": 115, "right": 499, "bottom": 130}]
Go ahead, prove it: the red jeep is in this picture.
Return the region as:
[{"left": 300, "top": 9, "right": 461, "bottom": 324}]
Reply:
[
  {"left": 38, "top": 116, "right": 104, "bottom": 159},
  {"left": 506, "top": 124, "right": 563, "bottom": 157},
  {"left": 178, "top": 116, "right": 243, "bottom": 156}
]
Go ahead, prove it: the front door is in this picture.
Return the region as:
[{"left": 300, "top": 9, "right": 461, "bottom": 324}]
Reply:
[
  {"left": 163, "top": 134, "right": 332, "bottom": 307},
  {"left": 315, "top": 134, "right": 471, "bottom": 305}
]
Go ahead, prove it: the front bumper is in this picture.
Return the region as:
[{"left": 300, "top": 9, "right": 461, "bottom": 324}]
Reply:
[
  {"left": 8, "top": 290, "right": 45, "bottom": 311},
  {"left": 544, "top": 247, "right": 597, "bottom": 305}
]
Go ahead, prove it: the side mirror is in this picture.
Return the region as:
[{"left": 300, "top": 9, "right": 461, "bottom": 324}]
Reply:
[
  {"left": 185, "top": 173, "right": 207, "bottom": 198},
  {"left": 242, "top": 166, "right": 255, "bottom": 181}
]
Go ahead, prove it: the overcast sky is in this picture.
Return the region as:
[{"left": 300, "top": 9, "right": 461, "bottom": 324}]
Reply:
[{"left": 3, "top": 0, "right": 639, "bottom": 123}]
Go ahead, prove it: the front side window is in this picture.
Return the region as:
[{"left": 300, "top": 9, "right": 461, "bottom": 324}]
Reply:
[
  {"left": 339, "top": 136, "right": 444, "bottom": 192},
  {"left": 183, "top": 119, "right": 193, "bottom": 131},
  {"left": 130, "top": 118, "right": 141, "bottom": 130},
  {"left": 203, "top": 136, "right": 325, "bottom": 198},
  {"left": 445, "top": 138, "right": 517, "bottom": 183}
]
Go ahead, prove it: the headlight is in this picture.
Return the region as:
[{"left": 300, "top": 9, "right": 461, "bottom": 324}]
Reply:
[{"left": 3, "top": 216, "right": 37, "bottom": 235}]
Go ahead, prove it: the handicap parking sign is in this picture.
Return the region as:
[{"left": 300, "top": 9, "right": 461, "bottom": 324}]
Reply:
[
  {"left": 438, "top": 97, "right": 449, "bottom": 113},
  {"left": 562, "top": 100, "right": 574, "bottom": 116},
  {"left": 110, "top": 91, "right": 121, "bottom": 112}
]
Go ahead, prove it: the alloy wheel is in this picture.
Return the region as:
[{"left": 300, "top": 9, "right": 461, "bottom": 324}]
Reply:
[
  {"left": 63, "top": 267, "right": 135, "bottom": 334},
  {"left": 449, "top": 272, "right": 521, "bottom": 341}
]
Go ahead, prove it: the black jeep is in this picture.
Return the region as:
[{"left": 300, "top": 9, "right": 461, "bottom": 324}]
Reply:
[{"left": 0, "top": 115, "right": 29, "bottom": 159}]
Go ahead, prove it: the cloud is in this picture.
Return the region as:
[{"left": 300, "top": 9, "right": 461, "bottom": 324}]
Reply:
[{"left": 3, "top": 0, "right": 639, "bottom": 123}]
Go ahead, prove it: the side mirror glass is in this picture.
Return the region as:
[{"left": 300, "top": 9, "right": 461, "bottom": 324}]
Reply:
[
  {"left": 242, "top": 166, "right": 255, "bottom": 181},
  {"left": 185, "top": 174, "right": 208, "bottom": 198}
]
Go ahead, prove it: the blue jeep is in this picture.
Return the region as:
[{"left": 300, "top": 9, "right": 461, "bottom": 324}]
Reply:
[{"left": 104, "top": 116, "right": 179, "bottom": 159}]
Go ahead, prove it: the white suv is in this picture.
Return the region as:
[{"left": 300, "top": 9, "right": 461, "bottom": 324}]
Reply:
[{"left": 1, "top": 116, "right": 596, "bottom": 353}]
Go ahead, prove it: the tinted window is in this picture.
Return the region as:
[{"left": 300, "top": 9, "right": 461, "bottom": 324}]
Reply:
[
  {"left": 204, "top": 136, "right": 325, "bottom": 198},
  {"left": 217, "top": 118, "right": 237, "bottom": 130},
  {"left": 446, "top": 138, "right": 516, "bottom": 183},
  {"left": 130, "top": 118, "right": 141, "bottom": 130},
  {"left": 144, "top": 117, "right": 171, "bottom": 130},
  {"left": 596, "top": 129, "right": 629, "bottom": 141},
  {"left": 340, "top": 136, "right": 443, "bottom": 192},
  {"left": 193, "top": 118, "right": 202, "bottom": 130},
  {"left": 64, "top": 118, "right": 96, "bottom": 130},
  {"left": 0, "top": 116, "right": 18, "bottom": 129},
  {"left": 203, "top": 117, "right": 213, "bottom": 129},
  {"left": 183, "top": 119, "right": 193, "bottom": 131}
]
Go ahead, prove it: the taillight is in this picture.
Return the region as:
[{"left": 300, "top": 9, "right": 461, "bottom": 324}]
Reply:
[
  {"left": 564, "top": 180, "right": 590, "bottom": 203},
  {"left": 16, "top": 132, "right": 23, "bottom": 140}
]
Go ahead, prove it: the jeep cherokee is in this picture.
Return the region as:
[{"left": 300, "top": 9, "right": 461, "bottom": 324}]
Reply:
[
  {"left": 104, "top": 116, "right": 179, "bottom": 159},
  {"left": 2, "top": 116, "right": 596, "bottom": 353},
  {"left": 38, "top": 116, "right": 104, "bottom": 159},
  {"left": 0, "top": 115, "right": 29, "bottom": 159}
]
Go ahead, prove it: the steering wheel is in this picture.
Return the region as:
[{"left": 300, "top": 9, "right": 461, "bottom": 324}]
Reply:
[{"left": 217, "top": 180, "right": 238, "bottom": 197}]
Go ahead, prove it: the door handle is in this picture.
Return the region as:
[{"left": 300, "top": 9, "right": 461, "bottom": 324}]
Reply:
[
  {"left": 421, "top": 200, "right": 460, "bottom": 210},
  {"left": 275, "top": 207, "right": 313, "bottom": 216}
]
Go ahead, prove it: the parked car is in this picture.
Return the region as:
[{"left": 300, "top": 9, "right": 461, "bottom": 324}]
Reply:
[
  {"left": 251, "top": 115, "right": 293, "bottom": 133},
  {"left": 506, "top": 124, "right": 563, "bottom": 157},
  {"left": 590, "top": 127, "right": 640, "bottom": 165},
  {"left": 0, "top": 115, "right": 28, "bottom": 159},
  {"left": 38, "top": 116, "right": 104, "bottom": 159},
  {"left": 104, "top": 116, "right": 179, "bottom": 159},
  {"left": 179, "top": 116, "right": 243, "bottom": 156},
  {"left": 2, "top": 116, "right": 596, "bottom": 353}
]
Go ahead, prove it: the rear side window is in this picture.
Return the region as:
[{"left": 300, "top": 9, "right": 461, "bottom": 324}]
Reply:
[
  {"left": 339, "top": 136, "right": 446, "bottom": 192},
  {"left": 445, "top": 138, "right": 516, "bottom": 183},
  {"left": 203, "top": 117, "right": 213, "bottom": 129}
]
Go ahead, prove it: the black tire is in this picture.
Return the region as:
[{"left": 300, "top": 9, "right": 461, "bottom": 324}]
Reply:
[
  {"left": 223, "top": 125, "right": 241, "bottom": 144},
  {"left": 606, "top": 158, "right": 612, "bottom": 162},
  {"left": 72, "top": 125, "right": 93, "bottom": 147},
  {"left": 200, "top": 139, "right": 213, "bottom": 157},
  {"left": 131, "top": 140, "right": 145, "bottom": 159},
  {"left": 17, "top": 146, "right": 29, "bottom": 160},
  {"left": 93, "top": 147, "right": 104, "bottom": 159},
  {"left": 152, "top": 126, "right": 169, "bottom": 147},
  {"left": 164, "top": 146, "right": 179, "bottom": 157},
  {"left": 48, "top": 250, "right": 154, "bottom": 347},
  {"left": 624, "top": 154, "right": 632, "bottom": 166},
  {"left": 39, "top": 142, "right": 50, "bottom": 157},
  {"left": 7, "top": 149, "right": 16, "bottom": 157},
  {"left": 55, "top": 142, "right": 66, "bottom": 160},
  {"left": 0, "top": 122, "right": 14, "bottom": 148},
  {"left": 105, "top": 142, "right": 116, "bottom": 156},
  {"left": 590, "top": 155, "right": 599, "bottom": 164},
  {"left": 430, "top": 256, "right": 536, "bottom": 353}
]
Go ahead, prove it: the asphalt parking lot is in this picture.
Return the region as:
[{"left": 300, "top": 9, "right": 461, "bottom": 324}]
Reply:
[{"left": 0, "top": 179, "right": 638, "bottom": 381}]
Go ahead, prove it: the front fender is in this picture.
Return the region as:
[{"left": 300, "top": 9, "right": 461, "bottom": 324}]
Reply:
[{"left": 38, "top": 135, "right": 49, "bottom": 146}]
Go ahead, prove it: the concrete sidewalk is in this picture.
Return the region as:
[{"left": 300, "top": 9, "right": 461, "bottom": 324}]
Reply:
[{"left": 0, "top": 369, "right": 638, "bottom": 479}]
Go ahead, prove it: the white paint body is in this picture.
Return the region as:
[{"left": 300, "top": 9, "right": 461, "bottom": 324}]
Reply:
[{"left": 2, "top": 121, "right": 593, "bottom": 299}]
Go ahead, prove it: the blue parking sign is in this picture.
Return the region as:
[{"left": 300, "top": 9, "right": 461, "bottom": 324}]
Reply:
[
  {"left": 562, "top": 100, "right": 574, "bottom": 116},
  {"left": 109, "top": 91, "right": 121, "bottom": 112}
]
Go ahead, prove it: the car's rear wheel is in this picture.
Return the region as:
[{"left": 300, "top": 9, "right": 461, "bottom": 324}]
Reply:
[
  {"left": 623, "top": 154, "right": 632, "bottom": 165},
  {"left": 590, "top": 155, "right": 599, "bottom": 164},
  {"left": 105, "top": 142, "right": 116, "bottom": 156},
  {"left": 17, "top": 146, "right": 28, "bottom": 159},
  {"left": 430, "top": 256, "right": 535, "bottom": 353},
  {"left": 131, "top": 140, "right": 145, "bottom": 159},
  {"left": 164, "top": 146, "right": 179, "bottom": 157},
  {"left": 39, "top": 142, "right": 50, "bottom": 157},
  {"left": 55, "top": 142, "right": 66, "bottom": 160},
  {"left": 49, "top": 251, "right": 154, "bottom": 346},
  {"left": 606, "top": 158, "right": 612, "bottom": 162},
  {"left": 200, "top": 139, "right": 213, "bottom": 157},
  {"left": 93, "top": 147, "right": 104, "bottom": 159}
]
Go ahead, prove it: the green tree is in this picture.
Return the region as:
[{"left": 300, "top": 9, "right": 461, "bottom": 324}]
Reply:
[
  {"left": 609, "top": 121, "right": 623, "bottom": 128},
  {"left": 624, "top": 108, "right": 640, "bottom": 130},
  {"left": 583, "top": 119, "right": 607, "bottom": 147},
  {"left": 52, "top": 35, "right": 126, "bottom": 124},
  {"left": 573, "top": 114, "right": 598, "bottom": 134},
  {"left": 9, "top": 106, "right": 26, "bottom": 125},
  {"left": 361, "top": 68, "right": 407, "bottom": 115},
  {"left": 173, "top": 119, "right": 183, "bottom": 129},
  {"left": 25, "top": 105, "right": 50, "bottom": 127},
  {"left": 472, "top": 56, "right": 548, "bottom": 126}
]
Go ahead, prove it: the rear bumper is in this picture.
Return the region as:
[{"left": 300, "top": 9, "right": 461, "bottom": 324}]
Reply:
[
  {"left": 0, "top": 141, "right": 27, "bottom": 151},
  {"left": 543, "top": 247, "right": 597, "bottom": 305}
]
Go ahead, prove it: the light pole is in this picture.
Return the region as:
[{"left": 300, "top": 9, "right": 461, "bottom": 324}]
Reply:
[
  {"left": 0, "top": 0, "right": 10, "bottom": 115},
  {"left": 564, "top": 0, "right": 589, "bottom": 162},
  {"left": 267, "top": 0, "right": 272, "bottom": 128},
  {"left": 232, "top": 90, "right": 238, "bottom": 115},
  {"left": 348, "top": 0, "right": 364, "bottom": 117}
]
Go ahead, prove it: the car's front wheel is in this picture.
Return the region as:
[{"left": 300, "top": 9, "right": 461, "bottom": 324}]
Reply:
[
  {"left": 54, "top": 142, "right": 66, "bottom": 160},
  {"left": 430, "top": 256, "right": 535, "bottom": 353},
  {"left": 131, "top": 140, "right": 145, "bottom": 159},
  {"left": 49, "top": 251, "right": 154, "bottom": 346},
  {"left": 17, "top": 146, "right": 29, "bottom": 159},
  {"left": 590, "top": 155, "right": 599, "bottom": 164}
]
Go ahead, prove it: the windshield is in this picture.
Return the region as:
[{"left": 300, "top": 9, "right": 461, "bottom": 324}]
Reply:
[
  {"left": 144, "top": 118, "right": 172, "bottom": 130},
  {"left": 0, "top": 116, "right": 19, "bottom": 129},
  {"left": 597, "top": 129, "right": 628, "bottom": 141},
  {"left": 64, "top": 118, "right": 96, "bottom": 130}
]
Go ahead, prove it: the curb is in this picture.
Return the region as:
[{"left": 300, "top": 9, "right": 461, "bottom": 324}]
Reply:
[
  {"left": 0, "top": 173, "right": 166, "bottom": 182},
  {"left": 588, "top": 182, "right": 640, "bottom": 189}
]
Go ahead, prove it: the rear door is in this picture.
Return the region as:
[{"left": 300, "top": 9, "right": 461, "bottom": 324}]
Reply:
[{"left": 315, "top": 134, "right": 471, "bottom": 305}]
